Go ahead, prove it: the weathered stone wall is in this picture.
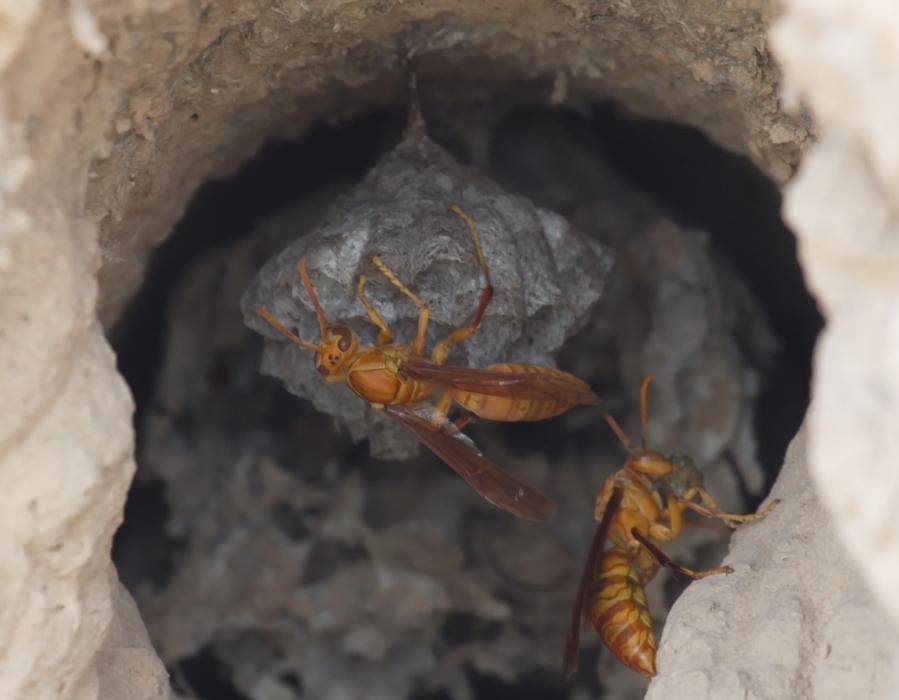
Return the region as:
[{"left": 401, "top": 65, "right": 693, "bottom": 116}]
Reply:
[
  {"left": 0, "top": 0, "right": 881, "bottom": 699},
  {"left": 648, "top": 423, "right": 899, "bottom": 700},
  {"left": 773, "top": 0, "right": 899, "bottom": 638}
]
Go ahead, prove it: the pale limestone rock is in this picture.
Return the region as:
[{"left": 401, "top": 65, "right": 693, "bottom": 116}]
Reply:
[
  {"left": 0, "top": 0, "right": 854, "bottom": 698},
  {"left": 647, "top": 424, "right": 899, "bottom": 700},
  {"left": 0, "top": 329, "right": 143, "bottom": 700},
  {"left": 773, "top": 0, "right": 899, "bottom": 632},
  {"left": 96, "top": 581, "right": 170, "bottom": 700}
]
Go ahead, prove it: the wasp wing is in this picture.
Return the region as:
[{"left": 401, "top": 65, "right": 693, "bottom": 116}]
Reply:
[
  {"left": 402, "top": 358, "right": 600, "bottom": 405},
  {"left": 563, "top": 485, "right": 624, "bottom": 679},
  {"left": 384, "top": 404, "right": 556, "bottom": 522}
]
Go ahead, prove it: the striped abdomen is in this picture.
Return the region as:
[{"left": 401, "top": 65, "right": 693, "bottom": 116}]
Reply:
[
  {"left": 450, "top": 363, "right": 582, "bottom": 421},
  {"left": 589, "top": 547, "right": 656, "bottom": 677}
]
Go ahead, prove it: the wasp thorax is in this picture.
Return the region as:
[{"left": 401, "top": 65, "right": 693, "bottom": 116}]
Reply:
[
  {"left": 629, "top": 450, "right": 673, "bottom": 478},
  {"left": 314, "top": 325, "right": 358, "bottom": 375}
]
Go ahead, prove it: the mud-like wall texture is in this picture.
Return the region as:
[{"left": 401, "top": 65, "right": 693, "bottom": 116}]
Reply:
[
  {"left": 773, "top": 0, "right": 899, "bottom": 639},
  {"left": 1, "top": 0, "right": 891, "bottom": 699}
]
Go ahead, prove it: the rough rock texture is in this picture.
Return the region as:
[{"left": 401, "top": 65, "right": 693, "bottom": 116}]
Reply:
[
  {"left": 0, "top": 323, "right": 150, "bottom": 700},
  {"left": 241, "top": 128, "right": 611, "bottom": 458},
  {"left": 0, "top": 0, "right": 843, "bottom": 698},
  {"left": 74, "top": 0, "right": 811, "bottom": 328},
  {"left": 95, "top": 581, "right": 170, "bottom": 700},
  {"left": 772, "top": 0, "right": 899, "bottom": 633},
  {"left": 647, "top": 423, "right": 899, "bottom": 700}
]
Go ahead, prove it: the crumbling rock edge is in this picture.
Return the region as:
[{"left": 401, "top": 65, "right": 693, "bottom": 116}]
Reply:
[
  {"left": 648, "top": 423, "right": 899, "bottom": 700},
  {"left": 0, "top": 0, "right": 892, "bottom": 699}
]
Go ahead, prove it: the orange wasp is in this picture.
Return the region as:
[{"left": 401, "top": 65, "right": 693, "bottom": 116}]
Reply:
[
  {"left": 563, "top": 375, "right": 778, "bottom": 677},
  {"left": 257, "top": 203, "right": 599, "bottom": 521}
]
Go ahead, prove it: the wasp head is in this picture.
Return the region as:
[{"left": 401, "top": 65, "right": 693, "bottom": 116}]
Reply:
[
  {"left": 314, "top": 325, "right": 358, "bottom": 376},
  {"left": 662, "top": 452, "right": 705, "bottom": 497}
]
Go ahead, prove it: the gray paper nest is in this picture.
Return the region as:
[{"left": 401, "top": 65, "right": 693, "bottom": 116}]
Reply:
[{"left": 241, "top": 130, "right": 613, "bottom": 458}]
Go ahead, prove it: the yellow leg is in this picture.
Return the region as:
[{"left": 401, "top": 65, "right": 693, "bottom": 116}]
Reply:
[
  {"left": 676, "top": 489, "right": 780, "bottom": 529},
  {"left": 431, "top": 204, "right": 495, "bottom": 364},
  {"left": 429, "top": 391, "right": 454, "bottom": 430},
  {"left": 649, "top": 493, "right": 688, "bottom": 542},
  {"left": 371, "top": 255, "right": 429, "bottom": 355},
  {"left": 453, "top": 412, "right": 477, "bottom": 430},
  {"left": 631, "top": 529, "right": 733, "bottom": 579},
  {"left": 357, "top": 274, "right": 392, "bottom": 346}
]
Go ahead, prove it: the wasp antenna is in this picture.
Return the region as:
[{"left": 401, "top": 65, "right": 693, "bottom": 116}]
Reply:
[
  {"left": 639, "top": 374, "right": 653, "bottom": 452},
  {"left": 605, "top": 413, "right": 638, "bottom": 454},
  {"left": 298, "top": 257, "right": 329, "bottom": 341},
  {"left": 257, "top": 307, "right": 318, "bottom": 351}
]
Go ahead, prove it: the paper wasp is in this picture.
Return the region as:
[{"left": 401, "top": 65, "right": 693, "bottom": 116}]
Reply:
[
  {"left": 257, "top": 203, "right": 599, "bottom": 521},
  {"left": 563, "top": 375, "right": 778, "bottom": 677}
]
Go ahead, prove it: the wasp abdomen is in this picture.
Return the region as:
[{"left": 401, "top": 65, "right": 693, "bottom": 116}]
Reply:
[
  {"left": 452, "top": 363, "right": 579, "bottom": 421},
  {"left": 590, "top": 547, "right": 656, "bottom": 677}
]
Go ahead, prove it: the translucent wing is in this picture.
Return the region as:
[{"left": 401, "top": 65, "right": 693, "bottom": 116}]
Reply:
[
  {"left": 402, "top": 358, "right": 600, "bottom": 405},
  {"left": 384, "top": 404, "right": 556, "bottom": 521},
  {"left": 563, "top": 485, "right": 624, "bottom": 678}
]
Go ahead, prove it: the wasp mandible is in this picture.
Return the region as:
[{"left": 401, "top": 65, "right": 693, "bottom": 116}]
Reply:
[
  {"left": 257, "top": 204, "right": 600, "bottom": 521},
  {"left": 563, "top": 375, "right": 778, "bottom": 677}
]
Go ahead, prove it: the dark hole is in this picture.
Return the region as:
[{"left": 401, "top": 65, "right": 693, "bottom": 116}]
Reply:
[
  {"left": 270, "top": 501, "right": 311, "bottom": 541},
  {"left": 489, "top": 106, "right": 822, "bottom": 501},
  {"left": 409, "top": 688, "right": 453, "bottom": 700},
  {"left": 588, "top": 103, "right": 822, "bottom": 490},
  {"left": 112, "top": 477, "right": 183, "bottom": 592},
  {"left": 277, "top": 672, "right": 303, "bottom": 693},
  {"left": 411, "top": 668, "right": 574, "bottom": 700},
  {"left": 303, "top": 540, "right": 368, "bottom": 585},
  {"left": 109, "top": 90, "right": 819, "bottom": 700},
  {"left": 441, "top": 612, "right": 502, "bottom": 646},
  {"left": 469, "top": 669, "right": 569, "bottom": 700},
  {"left": 174, "top": 647, "right": 250, "bottom": 700}
]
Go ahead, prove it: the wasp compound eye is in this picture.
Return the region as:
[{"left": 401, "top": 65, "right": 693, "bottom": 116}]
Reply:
[{"left": 333, "top": 326, "right": 353, "bottom": 352}]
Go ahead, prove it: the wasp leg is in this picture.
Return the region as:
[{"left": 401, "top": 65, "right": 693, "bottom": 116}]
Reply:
[
  {"left": 357, "top": 274, "right": 393, "bottom": 346},
  {"left": 425, "top": 393, "right": 476, "bottom": 432},
  {"left": 651, "top": 493, "right": 693, "bottom": 541},
  {"left": 673, "top": 490, "right": 780, "bottom": 529},
  {"left": 428, "top": 391, "right": 454, "bottom": 430},
  {"left": 371, "top": 255, "right": 430, "bottom": 355},
  {"left": 453, "top": 411, "right": 478, "bottom": 430},
  {"left": 431, "top": 204, "right": 495, "bottom": 365},
  {"left": 632, "top": 529, "right": 733, "bottom": 580}
]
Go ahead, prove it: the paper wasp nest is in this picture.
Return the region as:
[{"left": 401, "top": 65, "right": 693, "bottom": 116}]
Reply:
[{"left": 240, "top": 128, "right": 612, "bottom": 458}]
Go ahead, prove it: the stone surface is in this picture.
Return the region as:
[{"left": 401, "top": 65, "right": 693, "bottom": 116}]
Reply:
[
  {"left": 772, "top": 0, "right": 899, "bottom": 633},
  {"left": 67, "top": 0, "right": 807, "bottom": 328},
  {"left": 0, "top": 0, "right": 872, "bottom": 699},
  {"left": 241, "top": 129, "right": 611, "bottom": 458},
  {"left": 95, "top": 580, "right": 171, "bottom": 700},
  {"left": 0, "top": 328, "right": 141, "bottom": 700},
  {"left": 647, "top": 423, "right": 899, "bottom": 700}
]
